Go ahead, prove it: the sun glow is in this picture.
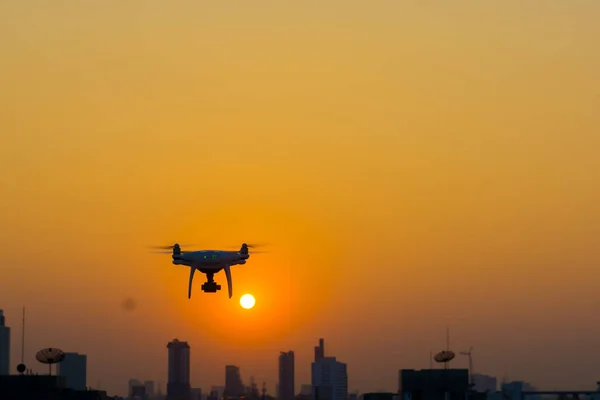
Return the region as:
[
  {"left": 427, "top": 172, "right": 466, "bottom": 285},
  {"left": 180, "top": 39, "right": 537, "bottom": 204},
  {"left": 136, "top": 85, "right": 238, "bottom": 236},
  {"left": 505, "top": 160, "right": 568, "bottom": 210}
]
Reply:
[{"left": 240, "top": 294, "right": 256, "bottom": 309}]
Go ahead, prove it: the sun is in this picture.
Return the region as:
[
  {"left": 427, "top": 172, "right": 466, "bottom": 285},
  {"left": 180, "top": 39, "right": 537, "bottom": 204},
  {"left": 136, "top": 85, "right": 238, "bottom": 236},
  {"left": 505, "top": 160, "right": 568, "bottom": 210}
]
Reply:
[{"left": 240, "top": 294, "right": 256, "bottom": 309}]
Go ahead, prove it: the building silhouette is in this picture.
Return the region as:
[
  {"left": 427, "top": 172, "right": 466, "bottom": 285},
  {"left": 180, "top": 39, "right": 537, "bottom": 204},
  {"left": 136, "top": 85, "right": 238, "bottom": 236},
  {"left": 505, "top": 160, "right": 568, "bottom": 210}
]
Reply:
[
  {"left": 399, "top": 369, "right": 469, "bottom": 400},
  {"left": 211, "top": 385, "right": 226, "bottom": 399},
  {"left": 144, "top": 380, "right": 156, "bottom": 398},
  {"left": 129, "top": 379, "right": 142, "bottom": 397},
  {"left": 278, "top": 351, "right": 295, "bottom": 400},
  {"left": 167, "top": 339, "right": 191, "bottom": 400},
  {"left": 0, "top": 374, "right": 109, "bottom": 399},
  {"left": 314, "top": 339, "right": 324, "bottom": 363},
  {"left": 299, "top": 384, "right": 312, "bottom": 397},
  {"left": 501, "top": 381, "right": 540, "bottom": 400},
  {"left": 0, "top": 310, "right": 10, "bottom": 376},
  {"left": 57, "top": 352, "right": 87, "bottom": 390},
  {"left": 190, "top": 387, "right": 202, "bottom": 400},
  {"left": 471, "top": 373, "right": 497, "bottom": 393},
  {"left": 362, "top": 393, "right": 395, "bottom": 400},
  {"left": 311, "top": 357, "right": 347, "bottom": 400},
  {"left": 131, "top": 384, "right": 148, "bottom": 399},
  {"left": 225, "top": 365, "right": 244, "bottom": 397}
]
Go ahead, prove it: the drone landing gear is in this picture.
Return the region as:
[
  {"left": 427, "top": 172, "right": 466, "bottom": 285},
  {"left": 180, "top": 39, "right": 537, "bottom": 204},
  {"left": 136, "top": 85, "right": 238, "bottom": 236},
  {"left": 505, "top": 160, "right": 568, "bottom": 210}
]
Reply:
[{"left": 201, "top": 273, "right": 221, "bottom": 293}]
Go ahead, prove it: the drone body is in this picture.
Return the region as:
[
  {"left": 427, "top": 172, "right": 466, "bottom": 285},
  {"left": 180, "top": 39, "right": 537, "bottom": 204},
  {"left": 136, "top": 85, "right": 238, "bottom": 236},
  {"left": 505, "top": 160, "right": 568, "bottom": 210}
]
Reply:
[{"left": 154, "top": 243, "right": 257, "bottom": 299}]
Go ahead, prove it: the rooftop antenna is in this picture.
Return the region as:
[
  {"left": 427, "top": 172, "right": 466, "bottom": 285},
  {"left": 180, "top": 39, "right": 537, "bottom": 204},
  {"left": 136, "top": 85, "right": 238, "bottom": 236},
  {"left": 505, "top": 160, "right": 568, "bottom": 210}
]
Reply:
[
  {"left": 21, "top": 307, "right": 25, "bottom": 362},
  {"left": 460, "top": 347, "right": 474, "bottom": 386},
  {"left": 433, "top": 326, "right": 455, "bottom": 370},
  {"left": 16, "top": 307, "right": 26, "bottom": 375}
]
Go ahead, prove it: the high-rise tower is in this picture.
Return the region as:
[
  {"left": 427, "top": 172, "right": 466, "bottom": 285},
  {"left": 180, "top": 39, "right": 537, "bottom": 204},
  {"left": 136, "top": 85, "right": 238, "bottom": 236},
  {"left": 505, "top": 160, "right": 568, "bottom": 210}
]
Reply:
[
  {"left": 167, "top": 339, "right": 191, "bottom": 400},
  {"left": 311, "top": 357, "right": 347, "bottom": 400},
  {"left": 225, "top": 365, "right": 244, "bottom": 397},
  {"left": 0, "top": 310, "right": 10, "bottom": 375},
  {"left": 314, "top": 339, "right": 324, "bottom": 362},
  {"left": 278, "top": 351, "right": 295, "bottom": 400},
  {"left": 57, "top": 352, "right": 87, "bottom": 390}
]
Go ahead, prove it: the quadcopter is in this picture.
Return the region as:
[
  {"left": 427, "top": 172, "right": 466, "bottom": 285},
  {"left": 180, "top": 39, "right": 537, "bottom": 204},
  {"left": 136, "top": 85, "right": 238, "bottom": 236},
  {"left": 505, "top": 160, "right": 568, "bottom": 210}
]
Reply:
[{"left": 151, "top": 243, "right": 264, "bottom": 299}]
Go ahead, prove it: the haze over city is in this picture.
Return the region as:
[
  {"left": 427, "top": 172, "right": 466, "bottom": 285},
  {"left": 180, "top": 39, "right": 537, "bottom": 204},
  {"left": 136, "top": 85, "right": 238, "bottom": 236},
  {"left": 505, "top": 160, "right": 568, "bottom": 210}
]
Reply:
[{"left": 1, "top": 1, "right": 599, "bottom": 397}]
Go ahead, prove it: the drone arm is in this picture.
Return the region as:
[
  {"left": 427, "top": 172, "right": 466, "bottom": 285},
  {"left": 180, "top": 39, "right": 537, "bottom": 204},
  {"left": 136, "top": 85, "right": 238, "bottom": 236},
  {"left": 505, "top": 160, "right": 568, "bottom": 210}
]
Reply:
[
  {"left": 224, "top": 265, "right": 233, "bottom": 299},
  {"left": 188, "top": 267, "right": 196, "bottom": 299}
]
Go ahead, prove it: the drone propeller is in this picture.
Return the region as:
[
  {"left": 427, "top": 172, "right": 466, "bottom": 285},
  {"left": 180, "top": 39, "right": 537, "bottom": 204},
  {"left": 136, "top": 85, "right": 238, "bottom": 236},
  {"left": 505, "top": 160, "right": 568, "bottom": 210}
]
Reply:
[
  {"left": 148, "top": 244, "right": 195, "bottom": 255},
  {"left": 148, "top": 244, "right": 194, "bottom": 250},
  {"left": 223, "top": 243, "right": 270, "bottom": 254},
  {"left": 246, "top": 242, "right": 268, "bottom": 248},
  {"left": 150, "top": 250, "right": 195, "bottom": 254},
  {"left": 226, "top": 242, "right": 269, "bottom": 249},
  {"left": 245, "top": 243, "right": 269, "bottom": 254}
]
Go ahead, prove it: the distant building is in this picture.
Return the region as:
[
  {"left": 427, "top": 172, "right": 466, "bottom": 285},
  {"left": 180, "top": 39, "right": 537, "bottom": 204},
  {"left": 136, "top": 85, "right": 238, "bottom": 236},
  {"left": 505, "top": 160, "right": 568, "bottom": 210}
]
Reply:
[
  {"left": 129, "top": 379, "right": 143, "bottom": 397},
  {"left": 167, "top": 339, "right": 191, "bottom": 400},
  {"left": 211, "top": 386, "right": 225, "bottom": 399},
  {"left": 362, "top": 393, "right": 395, "bottom": 400},
  {"left": 311, "top": 357, "right": 347, "bottom": 400},
  {"left": 132, "top": 384, "right": 147, "bottom": 399},
  {"left": 144, "top": 380, "right": 156, "bottom": 398},
  {"left": 399, "top": 369, "right": 469, "bottom": 400},
  {"left": 299, "top": 384, "right": 312, "bottom": 396},
  {"left": 314, "top": 339, "right": 325, "bottom": 363},
  {"left": 501, "top": 381, "right": 540, "bottom": 400},
  {"left": 0, "top": 374, "right": 109, "bottom": 399},
  {"left": 191, "top": 388, "right": 202, "bottom": 400},
  {"left": 501, "top": 381, "right": 536, "bottom": 392},
  {"left": 57, "top": 352, "right": 87, "bottom": 390},
  {"left": 225, "top": 365, "right": 244, "bottom": 397},
  {"left": 486, "top": 392, "right": 503, "bottom": 400},
  {"left": 471, "top": 374, "right": 497, "bottom": 393},
  {"left": 208, "top": 387, "right": 222, "bottom": 400},
  {"left": 0, "top": 310, "right": 10, "bottom": 376},
  {"left": 279, "top": 351, "right": 295, "bottom": 400}
]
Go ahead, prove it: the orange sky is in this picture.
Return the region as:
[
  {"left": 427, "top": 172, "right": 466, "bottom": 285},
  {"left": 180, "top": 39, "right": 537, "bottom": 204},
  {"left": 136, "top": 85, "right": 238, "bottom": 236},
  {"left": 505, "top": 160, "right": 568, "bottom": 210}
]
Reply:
[{"left": 1, "top": 1, "right": 600, "bottom": 396}]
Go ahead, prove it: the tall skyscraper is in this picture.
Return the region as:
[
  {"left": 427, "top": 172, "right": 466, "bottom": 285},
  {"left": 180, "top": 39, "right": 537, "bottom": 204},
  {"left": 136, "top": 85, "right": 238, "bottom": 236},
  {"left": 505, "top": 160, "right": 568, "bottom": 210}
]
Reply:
[
  {"left": 167, "top": 339, "right": 191, "bottom": 400},
  {"left": 278, "top": 351, "right": 295, "bottom": 400},
  {"left": 314, "top": 339, "right": 324, "bottom": 362},
  {"left": 57, "top": 352, "right": 87, "bottom": 390},
  {"left": 0, "top": 310, "right": 10, "bottom": 376},
  {"left": 311, "top": 357, "right": 347, "bottom": 400},
  {"left": 225, "top": 365, "right": 244, "bottom": 397}
]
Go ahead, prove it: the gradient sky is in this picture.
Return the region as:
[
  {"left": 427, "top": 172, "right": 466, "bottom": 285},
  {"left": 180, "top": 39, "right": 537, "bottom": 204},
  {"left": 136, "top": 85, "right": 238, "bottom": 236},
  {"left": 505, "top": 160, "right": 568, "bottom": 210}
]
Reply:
[{"left": 1, "top": 0, "right": 600, "bottom": 396}]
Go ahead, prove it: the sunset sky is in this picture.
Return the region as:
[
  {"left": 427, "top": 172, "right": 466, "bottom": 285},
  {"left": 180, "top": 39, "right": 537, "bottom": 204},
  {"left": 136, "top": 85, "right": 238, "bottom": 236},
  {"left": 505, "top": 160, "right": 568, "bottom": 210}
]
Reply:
[{"left": 1, "top": 0, "right": 599, "bottom": 396}]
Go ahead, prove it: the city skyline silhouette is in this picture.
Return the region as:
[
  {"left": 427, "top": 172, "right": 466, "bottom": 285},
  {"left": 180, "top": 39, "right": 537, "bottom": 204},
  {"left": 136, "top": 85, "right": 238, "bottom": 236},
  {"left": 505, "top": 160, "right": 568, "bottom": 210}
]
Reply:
[{"left": 1, "top": 1, "right": 600, "bottom": 397}]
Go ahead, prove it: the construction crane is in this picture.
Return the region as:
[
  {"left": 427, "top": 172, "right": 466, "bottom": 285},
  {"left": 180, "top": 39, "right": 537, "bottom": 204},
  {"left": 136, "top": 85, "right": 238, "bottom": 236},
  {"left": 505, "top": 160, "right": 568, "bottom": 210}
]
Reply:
[{"left": 460, "top": 346, "right": 473, "bottom": 387}]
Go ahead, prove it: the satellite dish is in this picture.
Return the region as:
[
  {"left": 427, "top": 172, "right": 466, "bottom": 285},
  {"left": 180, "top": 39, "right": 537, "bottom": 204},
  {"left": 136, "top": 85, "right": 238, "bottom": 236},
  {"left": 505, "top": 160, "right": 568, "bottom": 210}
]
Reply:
[
  {"left": 35, "top": 348, "right": 65, "bottom": 375},
  {"left": 434, "top": 350, "right": 455, "bottom": 369}
]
